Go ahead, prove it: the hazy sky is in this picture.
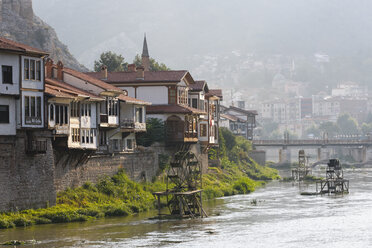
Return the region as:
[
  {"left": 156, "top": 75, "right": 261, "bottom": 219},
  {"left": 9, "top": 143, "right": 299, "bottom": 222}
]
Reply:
[{"left": 32, "top": 0, "right": 372, "bottom": 70}]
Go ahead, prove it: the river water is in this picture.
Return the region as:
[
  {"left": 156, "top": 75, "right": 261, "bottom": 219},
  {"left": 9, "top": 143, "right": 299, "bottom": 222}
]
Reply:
[{"left": 1, "top": 168, "right": 372, "bottom": 248}]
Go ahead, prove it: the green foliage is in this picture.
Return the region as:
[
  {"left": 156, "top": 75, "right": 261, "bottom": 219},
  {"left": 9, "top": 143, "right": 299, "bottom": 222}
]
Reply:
[
  {"left": 233, "top": 178, "right": 256, "bottom": 194},
  {"left": 94, "top": 51, "right": 128, "bottom": 72},
  {"left": 136, "top": 118, "right": 165, "bottom": 147},
  {"left": 133, "top": 54, "right": 170, "bottom": 71},
  {"left": 220, "top": 127, "right": 236, "bottom": 150},
  {"left": 337, "top": 113, "right": 359, "bottom": 135},
  {"left": 203, "top": 128, "right": 279, "bottom": 200},
  {"left": 0, "top": 169, "right": 161, "bottom": 229}
]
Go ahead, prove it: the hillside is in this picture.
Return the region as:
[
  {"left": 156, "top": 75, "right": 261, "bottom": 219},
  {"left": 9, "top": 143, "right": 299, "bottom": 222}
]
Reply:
[{"left": 0, "top": 0, "right": 87, "bottom": 71}]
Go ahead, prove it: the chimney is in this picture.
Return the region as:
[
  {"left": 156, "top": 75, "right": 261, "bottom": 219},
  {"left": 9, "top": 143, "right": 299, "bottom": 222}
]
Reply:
[
  {"left": 57, "top": 61, "right": 64, "bottom": 81},
  {"left": 136, "top": 66, "right": 144, "bottom": 80},
  {"left": 128, "top": 64, "right": 136, "bottom": 72},
  {"left": 45, "top": 58, "right": 53, "bottom": 79},
  {"left": 101, "top": 65, "right": 107, "bottom": 79}
]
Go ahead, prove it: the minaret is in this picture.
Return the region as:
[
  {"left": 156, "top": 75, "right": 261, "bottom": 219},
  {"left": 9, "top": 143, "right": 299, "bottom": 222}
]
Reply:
[{"left": 142, "top": 34, "right": 150, "bottom": 71}]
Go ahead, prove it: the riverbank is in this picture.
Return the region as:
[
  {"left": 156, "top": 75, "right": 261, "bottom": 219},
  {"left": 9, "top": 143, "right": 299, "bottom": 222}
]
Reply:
[{"left": 0, "top": 129, "right": 279, "bottom": 230}]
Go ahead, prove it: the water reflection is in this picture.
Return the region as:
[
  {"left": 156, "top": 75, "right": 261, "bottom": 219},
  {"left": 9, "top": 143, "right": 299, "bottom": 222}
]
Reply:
[{"left": 1, "top": 169, "right": 372, "bottom": 247}]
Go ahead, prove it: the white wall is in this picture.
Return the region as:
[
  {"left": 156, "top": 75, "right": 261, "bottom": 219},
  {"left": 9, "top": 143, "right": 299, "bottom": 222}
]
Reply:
[
  {"left": 119, "top": 87, "right": 135, "bottom": 98},
  {"left": 0, "top": 53, "right": 19, "bottom": 95},
  {"left": 137, "top": 86, "right": 168, "bottom": 104},
  {"left": 0, "top": 96, "right": 16, "bottom": 135},
  {"left": 21, "top": 56, "right": 44, "bottom": 90},
  {"left": 64, "top": 73, "right": 103, "bottom": 95}
]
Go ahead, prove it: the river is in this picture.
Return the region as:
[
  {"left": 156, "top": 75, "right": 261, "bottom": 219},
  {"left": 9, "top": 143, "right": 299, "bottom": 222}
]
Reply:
[{"left": 1, "top": 168, "right": 372, "bottom": 247}]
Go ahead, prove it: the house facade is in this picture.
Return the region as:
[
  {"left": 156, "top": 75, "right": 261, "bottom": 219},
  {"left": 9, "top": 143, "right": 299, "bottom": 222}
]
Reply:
[
  {"left": 45, "top": 60, "right": 150, "bottom": 153},
  {"left": 0, "top": 37, "right": 55, "bottom": 211}
]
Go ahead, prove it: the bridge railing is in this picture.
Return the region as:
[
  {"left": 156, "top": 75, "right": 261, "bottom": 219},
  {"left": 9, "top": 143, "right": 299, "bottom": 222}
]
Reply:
[{"left": 252, "top": 139, "right": 372, "bottom": 146}]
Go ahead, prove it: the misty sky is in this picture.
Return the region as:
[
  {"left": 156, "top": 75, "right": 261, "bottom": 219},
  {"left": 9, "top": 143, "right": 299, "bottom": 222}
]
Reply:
[{"left": 32, "top": 0, "right": 372, "bottom": 70}]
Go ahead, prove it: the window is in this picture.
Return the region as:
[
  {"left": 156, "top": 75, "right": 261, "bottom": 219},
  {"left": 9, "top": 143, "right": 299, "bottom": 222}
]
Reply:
[
  {"left": 90, "top": 130, "right": 94, "bottom": 143},
  {"left": 200, "top": 124, "right": 207, "bottom": 137},
  {"left": 24, "top": 59, "right": 29, "bottom": 80},
  {"left": 81, "top": 130, "right": 85, "bottom": 143},
  {"left": 192, "top": 98, "right": 198, "bottom": 109},
  {"left": 49, "top": 104, "right": 54, "bottom": 121},
  {"left": 55, "top": 104, "right": 60, "bottom": 124},
  {"left": 169, "top": 88, "right": 176, "bottom": 104},
  {"left": 178, "top": 87, "right": 188, "bottom": 105},
  {"left": 37, "top": 97, "right": 41, "bottom": 118},
  {"left": 136, "top": 107, "right": 143, "bottom": 123},
  {"left": 30, "top": 96, "right": 36, "bottom": 116},
  {"left": 72, "top": 128, "right": 80, "bottom": 143},
  {"left": 54, "top": 104, "right": 68, "bottom": 125},
  {"left": 36, "top": 61, "right": 41, "bottom": 81},
  {"left": 25, "top": 96, "right": 30, "bottom": 117},
  {"left": 23, "top": 58, "right": 42, "bottom": 81},
  {"left": 71, "top": 102, "right": 80, "bottom": 117},
  {"left": 30, "top": 60, "right": 35, "bottom": 80},
  {"left": 0, "top": 105, "right": 9, "bottom": 123},
  {"left": 2, "top": 66, "right": 12, "bottom": 84}
]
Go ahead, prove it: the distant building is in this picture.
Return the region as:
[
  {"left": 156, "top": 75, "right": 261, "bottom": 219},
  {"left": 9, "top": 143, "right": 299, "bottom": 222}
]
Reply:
[
  {"left": 331, "top": 82, "right": 368, "bottom": 98},
  {"left": 221, "top": 106, "right": 257, "bottom": 140}
]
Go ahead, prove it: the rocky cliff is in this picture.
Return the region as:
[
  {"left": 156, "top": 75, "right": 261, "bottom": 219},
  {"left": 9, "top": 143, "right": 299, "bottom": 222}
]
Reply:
[{"left": 0, "top": 0, "right": 87, "bottom": 71}]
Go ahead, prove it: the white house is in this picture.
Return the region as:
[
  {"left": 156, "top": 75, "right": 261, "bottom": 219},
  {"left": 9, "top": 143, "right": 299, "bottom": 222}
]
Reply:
[{"left": 0, "top": 37, "right": 47, "bottom": 136}]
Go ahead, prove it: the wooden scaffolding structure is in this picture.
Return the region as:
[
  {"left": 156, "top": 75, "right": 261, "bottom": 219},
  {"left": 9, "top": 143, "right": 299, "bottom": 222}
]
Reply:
[
  {"left": 153, "top": 150, "right": 207, "bottom": 218},
  {"left": 291, "top": 150, "right": 311, "bottom": 180},
  {"left": 316, "top": 159, "right": 349, "bottom": 194}
]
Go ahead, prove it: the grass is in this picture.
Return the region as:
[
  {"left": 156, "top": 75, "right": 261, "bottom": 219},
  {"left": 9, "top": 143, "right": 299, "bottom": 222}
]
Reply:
[
  {"left": 202, "top": 157, "right": 279, "bottom": 200},
  {"left": 0, "top": 170, "right": 167, "bottom": 229},
  {"left": 0, "top": 128, "right": 280, "bottom": 230}
]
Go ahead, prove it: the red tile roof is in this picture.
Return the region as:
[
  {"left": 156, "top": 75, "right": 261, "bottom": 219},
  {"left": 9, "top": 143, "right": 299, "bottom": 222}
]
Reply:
[
  {"left": 228, "top": 106, "right": 258, "bottom": 115},
  {"left": 220, "top": 113, "right": 245, "bottom": 122},
  {"left": 63, "top": 68, "right": 122, "bottom": 93},
  {"left": 190, "top": 80, "right": 208, "bottom": 92},
  {"left": 0, "top": 36, "right": 48, "bottom": 55},
  {"left": 45, "top": 78, "right": 103, "bottom": 100},
  {"left": 147, "top": 104, "right": 206, "bottom": 115},
  {"left": 86, "top": 70, "right": 188, "bottom": 83},
  {"left": 206, "top": 89, "right": 223, "bottom": 99},
  {"left": 45, "top": 85, "right": 76, "bottom": 99}
]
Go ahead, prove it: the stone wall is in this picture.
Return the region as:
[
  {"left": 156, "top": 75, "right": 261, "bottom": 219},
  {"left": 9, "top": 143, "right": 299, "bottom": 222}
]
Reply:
[
  {"left": 54, "top": 149, "right": 159, "bottom": 192},
  {"left": 0, "top": 131, "right": 56, "bottom": 211}
]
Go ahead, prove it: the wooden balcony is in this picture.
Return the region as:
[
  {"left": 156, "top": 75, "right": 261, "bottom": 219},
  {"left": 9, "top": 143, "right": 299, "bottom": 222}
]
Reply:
[
  {"left": 100, "top": 114, "right": 119, "bottom": 127},
  {"left": 120, "top": 119, "right": 147, "bottom": 132}
]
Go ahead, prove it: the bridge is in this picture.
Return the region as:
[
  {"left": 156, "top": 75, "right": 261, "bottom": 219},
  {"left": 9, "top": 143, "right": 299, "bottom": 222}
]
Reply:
[
  {"left": 251, "top": 139, "right": 372, "bottom": 164},
  {"left": 252, "top": 139, "right": 372, "bottom": 147}
]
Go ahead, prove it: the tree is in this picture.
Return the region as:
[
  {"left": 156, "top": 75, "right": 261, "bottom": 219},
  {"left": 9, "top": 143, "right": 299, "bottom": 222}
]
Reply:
[
  {"left": 133, "top": 54, "right": 170, "bottom": 71},
  {"left": 94, "top": 51, "right": 128, "bottom": 72},
  {"left": 337, "top": 114, "right": 359, "bottom": 135},
  {"left": 318, "top": 122, "right": 340, "bottom": 138},
  {"left": 220, "top": 127, "right": 236, "bottom": 150},
  {"left": 136, "top": 118, "right": 165, "bottom": 147}
]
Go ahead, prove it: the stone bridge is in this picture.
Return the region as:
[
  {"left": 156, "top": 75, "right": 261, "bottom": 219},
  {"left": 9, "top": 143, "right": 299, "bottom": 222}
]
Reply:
[{"left": 252, "top": 139, "right": 372, "bottom": 164}]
